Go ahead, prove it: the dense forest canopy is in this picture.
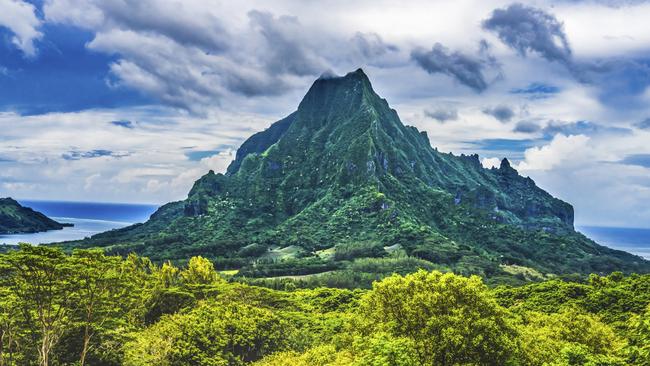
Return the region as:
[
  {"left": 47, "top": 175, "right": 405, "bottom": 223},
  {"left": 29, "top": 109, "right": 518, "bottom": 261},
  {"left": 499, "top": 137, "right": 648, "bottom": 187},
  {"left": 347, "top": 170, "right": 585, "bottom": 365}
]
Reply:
[{"left": 0, "top": 245, "right": 648, "bottom": 366}]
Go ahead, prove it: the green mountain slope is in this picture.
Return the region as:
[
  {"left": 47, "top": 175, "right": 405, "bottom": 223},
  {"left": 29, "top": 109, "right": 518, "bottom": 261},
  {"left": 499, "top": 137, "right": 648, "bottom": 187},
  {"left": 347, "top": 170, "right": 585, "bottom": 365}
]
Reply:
[
  {"left": 65, "top": 69, "right": 650, "bottom": 282},
  {"left": 0, "top": 197, "right": 65, "bottom": 234}
]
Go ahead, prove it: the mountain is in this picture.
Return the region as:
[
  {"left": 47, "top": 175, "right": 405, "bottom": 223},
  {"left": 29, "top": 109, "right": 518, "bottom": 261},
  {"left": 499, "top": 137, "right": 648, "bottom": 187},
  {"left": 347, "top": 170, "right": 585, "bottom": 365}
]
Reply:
[
  {"left": 0, "top": 197, "right": 67, "bottom": 234},
  {"left": 64, "top": 69, "right": 650, "bottom": 284}
]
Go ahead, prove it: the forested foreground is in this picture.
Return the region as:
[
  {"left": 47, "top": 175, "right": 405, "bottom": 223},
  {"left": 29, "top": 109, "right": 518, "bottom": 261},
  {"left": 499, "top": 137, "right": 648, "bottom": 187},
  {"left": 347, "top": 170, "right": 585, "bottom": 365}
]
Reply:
[{"left": 0, "top": 245, "right": 648, "bottom": 366}]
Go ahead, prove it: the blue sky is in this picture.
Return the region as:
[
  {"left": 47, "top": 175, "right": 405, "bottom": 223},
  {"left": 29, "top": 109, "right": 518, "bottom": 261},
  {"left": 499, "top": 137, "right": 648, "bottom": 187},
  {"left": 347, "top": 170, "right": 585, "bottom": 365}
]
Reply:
[
  {"left": 0, "top": 23, "right": 151, "bottom": 114},
  {"left": 1, "top": 0, "right": 650, "bottom": 228}
]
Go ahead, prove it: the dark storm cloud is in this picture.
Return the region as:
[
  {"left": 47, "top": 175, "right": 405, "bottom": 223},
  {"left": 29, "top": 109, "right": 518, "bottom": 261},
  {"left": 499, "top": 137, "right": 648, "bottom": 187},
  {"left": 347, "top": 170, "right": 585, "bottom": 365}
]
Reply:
[
  {"left": 514, "top": 120, "right": 541, "bottom": 133},
  {"left": 95, "top": 0, "right": 230, "bottom": 53},
  {"left": 542, "top": 120, "right": 632, "bottom": 137},
  {"left": 484, "top": 3, "right": 650, "bottom": 107},
  {"left": 543, "top": 120, "right": 599, "bottom": 136},
  {"left": 62, "top": 149, "right": 130, "bottom": 160},
  {"left": 513, "top": 119, "right": 632, "bottom": 135},
  {"left": 482, "top": 105, "right": 515, "bottom": 122},
  {"left": 248, "top": 10, "right": 325, "bottom": 76},
  {"left": 478, "top": 39, "right": 503, "bottom": 71},
  {"left": 411, "top": 43, "right": 489, "bottom": 92},
  {"left": 483, "top": 3, "right": 572, "bottom": 66},
  {"left": 619, "top": 154, "right": 650, "bottom": 168},
  {"left": 425, "top": 107, "right": 459, "bottom": 122},
  {"left": 511, "top": 82, "right": 560, "bottom": 99},
  {"left": 110, "top": 120, "right": 134, "bottom": 129},
  {"left": 351, "top": 32, "right": 399, "bottom": 59},
  {"left": 221, "top": 69, "right": 291, "bottom": 97},
  {"left": 583, "top": 58, "right": 650, "bottom": 107}
]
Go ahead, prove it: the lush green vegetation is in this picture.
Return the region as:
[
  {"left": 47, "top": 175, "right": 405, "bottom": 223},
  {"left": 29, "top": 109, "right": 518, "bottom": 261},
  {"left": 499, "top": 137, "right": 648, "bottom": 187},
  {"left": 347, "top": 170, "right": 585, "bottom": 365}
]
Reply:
[
  {"left": 60, "top": 70, "right": 650, "bottom": 282},
  {"left": 1, "top": 245, "right": 648, "bottom": 366},
  {"left": 0, "top": 198, "right": 67, "bottom": 234}
]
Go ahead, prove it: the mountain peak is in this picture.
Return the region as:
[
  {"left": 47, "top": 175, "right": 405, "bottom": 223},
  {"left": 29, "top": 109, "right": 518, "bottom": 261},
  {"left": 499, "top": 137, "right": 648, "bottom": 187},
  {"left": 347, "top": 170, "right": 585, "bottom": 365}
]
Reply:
[
  {"left": 302, "top": 68, "right": 373, "bottom": 103},
  {"left": 226, "top": 68, "right": 384, "bottom": 175},
  {"left": 294, "top": 68, "right": 380, "bottom": 130},
  {"left": 500, "top": 158, "right": 511, "bottom": 169},
  {"left": 349, "top": 67, "right": 369, "bottom": 79},
  {"left": 72, "top": 69, "right": 650, "bottom": 281},
  {"left": 317, "top": 68, "right": 369, "bottom": 81}
]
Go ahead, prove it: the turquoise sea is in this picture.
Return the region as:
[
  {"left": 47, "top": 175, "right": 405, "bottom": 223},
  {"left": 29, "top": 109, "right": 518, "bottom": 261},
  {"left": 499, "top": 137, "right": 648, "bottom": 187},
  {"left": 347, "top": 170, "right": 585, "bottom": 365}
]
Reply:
[
  {"left": 577, "top": 226, "right": 650, "bottom": 260},
  {"left": 1, "top": 201, "right": 649, "bottom": 260}
]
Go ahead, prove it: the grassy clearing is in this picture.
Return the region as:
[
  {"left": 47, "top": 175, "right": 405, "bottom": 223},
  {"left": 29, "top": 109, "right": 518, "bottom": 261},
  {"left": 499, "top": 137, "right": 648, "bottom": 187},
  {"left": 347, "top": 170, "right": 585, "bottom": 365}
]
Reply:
[
  {"left": 261, "top": 245, "right": 305, "bottom": 261},
  {"left": 499, "top": 264, "right": 547, "bottom": 281}
]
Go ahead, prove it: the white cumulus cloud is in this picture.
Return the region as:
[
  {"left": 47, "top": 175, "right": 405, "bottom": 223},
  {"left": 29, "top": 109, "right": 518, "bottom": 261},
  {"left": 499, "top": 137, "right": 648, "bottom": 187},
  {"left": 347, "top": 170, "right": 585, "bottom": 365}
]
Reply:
[
  {"left": 0, "top": 0, "right": 42, "bottom": 56},
  {"left": 517, "top": 134, "right": 591, "bottom": 171}
]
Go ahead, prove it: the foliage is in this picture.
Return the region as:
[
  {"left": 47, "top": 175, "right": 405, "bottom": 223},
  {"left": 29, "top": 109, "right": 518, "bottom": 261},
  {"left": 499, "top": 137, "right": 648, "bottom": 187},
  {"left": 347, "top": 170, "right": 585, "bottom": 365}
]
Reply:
[
  {"left": 251, "top": 345, "right": 354, "bottom": 366},
  {"left": 625, "top": 304, "right": 650, "bottom": 365},
  {"left": 517, "top": 310, "right": 624, "bottom": 366},
  {"left": 0, "top": 246, "right": 142, "bottom": 366},
  {"left": 180, "top": 256, "right": 219, "bottom": 284},
  {"left": 0, "top": 246, "right": 648, "bottom": 365},
  {"left": 357, "top": 270, "right": 518, "bottom": 365},
  {"left": 123, "top": 301, "right": 290, "bottom": 366}
]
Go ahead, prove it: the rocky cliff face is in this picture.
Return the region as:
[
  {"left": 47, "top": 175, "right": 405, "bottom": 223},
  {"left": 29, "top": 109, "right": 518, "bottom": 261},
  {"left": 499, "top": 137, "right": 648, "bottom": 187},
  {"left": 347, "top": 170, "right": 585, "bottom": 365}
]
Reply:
[
  {"left": 68, "top": 69, "right": 649, "bottom": 279},
  {"left": 201, "top": 69, "right": 574, "bottom": 231}
]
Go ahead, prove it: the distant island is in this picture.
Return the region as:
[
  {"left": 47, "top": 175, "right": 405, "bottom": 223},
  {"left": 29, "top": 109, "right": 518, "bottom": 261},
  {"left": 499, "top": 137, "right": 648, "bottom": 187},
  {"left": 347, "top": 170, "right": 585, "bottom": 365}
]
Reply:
[{"left": 0, "top": 197, "right": 72, "bottom": 235}]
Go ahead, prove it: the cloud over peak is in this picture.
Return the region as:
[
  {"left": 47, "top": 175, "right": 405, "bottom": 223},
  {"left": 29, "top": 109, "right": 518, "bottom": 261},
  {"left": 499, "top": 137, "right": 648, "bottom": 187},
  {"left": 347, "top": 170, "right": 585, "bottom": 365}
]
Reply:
[
  {"left": 425, "top": 107, "right": 459, "bottom": 122},
  {"left": 248, "top": 10, "right": 326, "bottom": 77},
  {"left": 411, "top": 43, "right": 490, "bottom": 92},
  {"left": 482, "top": 105, "right": 515, "bottom": 122},
  {"left": 483, "top": 3, "right": 572, "bottom": 66}
]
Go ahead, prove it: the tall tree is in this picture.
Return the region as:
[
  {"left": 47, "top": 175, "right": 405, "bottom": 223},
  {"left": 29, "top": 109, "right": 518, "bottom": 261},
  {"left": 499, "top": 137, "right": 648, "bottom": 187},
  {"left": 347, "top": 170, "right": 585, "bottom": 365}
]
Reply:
[
  {"left": 0, "top": 245, "right": 73, "bottom": 366},
  {"left": 181, "top": 256, "right": 218, "bottom": 285},
  {"left": 69, "top": 249, "right": 139, "bottom": 366},
  {"left": 0, "top": 287, "right": 21, "bottom": 366}
]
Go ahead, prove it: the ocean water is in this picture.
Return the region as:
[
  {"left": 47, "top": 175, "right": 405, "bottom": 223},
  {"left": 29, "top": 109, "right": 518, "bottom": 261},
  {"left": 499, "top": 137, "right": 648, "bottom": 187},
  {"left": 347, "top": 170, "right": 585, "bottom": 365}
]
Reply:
[
  {"left": 578, "top": 226, "right": 650, "bottom": 260},
  {"left": 0, "top": 200, "right": 159, "bottom": 245}
]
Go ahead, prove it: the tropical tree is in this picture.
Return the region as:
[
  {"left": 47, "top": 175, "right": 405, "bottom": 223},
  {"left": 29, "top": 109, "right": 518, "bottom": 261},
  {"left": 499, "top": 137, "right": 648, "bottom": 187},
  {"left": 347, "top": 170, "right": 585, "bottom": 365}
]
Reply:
[
  {"left": 252, "top": 345, "right": 354, "bottom": 366},
  {"left": 69, "top": 249, "right": 140, "bottom": 366},
  {"left": 181, "top": 256, "right": 219, "bottom": 285},
  {"left": 351, "top": 332, "right": 419, "bottom": 366},
  {"left": 0, "top": 287, "right": 22, "bottom": 366},
  {"left": 625, "top": 304, "right": 650, "bottom": 365},
  {"left": 358, "top": 270, "right": 518, "bottom": 365},
  {"left": 0, "top": 245, "right": 73, "bottom": 366},
  {"left": 518, "top": 309, "right": 624, "bottom": 365},
  {"left": 123, "top": 300, "right": 291, "bottom": 366}
]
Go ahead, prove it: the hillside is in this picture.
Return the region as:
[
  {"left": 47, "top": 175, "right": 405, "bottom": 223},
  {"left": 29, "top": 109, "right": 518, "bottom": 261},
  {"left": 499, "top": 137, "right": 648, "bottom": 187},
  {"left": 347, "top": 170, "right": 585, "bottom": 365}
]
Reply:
[
  {"left": 63, "top": 69, "right": 650, "bottom": 284},
  {"left": 0, "top": 197, "right": 66, "bottom": 234}
]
